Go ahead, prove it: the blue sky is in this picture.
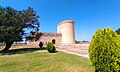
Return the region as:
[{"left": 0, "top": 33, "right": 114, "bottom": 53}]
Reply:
[{"left": 0, "top": 0, "right": 120, "bottom": 41}]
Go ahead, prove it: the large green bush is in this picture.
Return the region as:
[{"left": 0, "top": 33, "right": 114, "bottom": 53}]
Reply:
[
  {"left": 46, "top": 42, "right": 56, "bottom": 53},
  {"left": 89, "top": 27, "right": 120, "bottom": 72}
]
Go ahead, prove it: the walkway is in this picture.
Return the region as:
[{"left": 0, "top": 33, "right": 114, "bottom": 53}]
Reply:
[{"left": 56, "top": 45, "right": 89, "bottom": 58}]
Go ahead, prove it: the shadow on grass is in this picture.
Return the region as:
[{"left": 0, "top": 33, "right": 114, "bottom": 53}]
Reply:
[
  {"left": 0, "top": 47, "right": 46, "bottom": 56},
  {"left": 48, "top": 51, "right": 58, "bottom": 53}
]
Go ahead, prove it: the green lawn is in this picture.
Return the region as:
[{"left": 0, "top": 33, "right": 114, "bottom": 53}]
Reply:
[{"left": 0, "top": 47, "right": 94, "bottom": 72}]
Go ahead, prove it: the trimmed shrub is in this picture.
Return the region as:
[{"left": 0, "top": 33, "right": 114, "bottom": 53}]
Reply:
[
  {"left": 39, "top": 42, "right": 43, "bottom": 48},
  {"left": 89, "top": 27, "right": 120, "bottom": 72},
  {"left": 46, "top": 42, "right": 56, "bottom": 53}
]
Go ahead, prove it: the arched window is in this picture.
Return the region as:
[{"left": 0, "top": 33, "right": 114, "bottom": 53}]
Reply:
[{"left": 52, "top": 39, "right": 56, "bottom": 44}]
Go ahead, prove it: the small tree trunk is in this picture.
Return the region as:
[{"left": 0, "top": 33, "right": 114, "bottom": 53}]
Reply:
[{"left": 2, "top": 41, "right": 14, "bottom": 52}]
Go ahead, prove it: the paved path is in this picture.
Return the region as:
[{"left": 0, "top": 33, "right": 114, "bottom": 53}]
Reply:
[{"left": 56, "top": 45, "right": 89, "bottom": 58}]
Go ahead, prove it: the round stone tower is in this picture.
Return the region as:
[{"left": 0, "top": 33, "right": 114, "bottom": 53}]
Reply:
[{"left": 57, "top": 20, "right": 75, "bottom": 44}]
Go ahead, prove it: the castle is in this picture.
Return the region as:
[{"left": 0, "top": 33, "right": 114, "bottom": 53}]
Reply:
[{"left": 27, "top": 20, "right": 75, "bottom": 46}]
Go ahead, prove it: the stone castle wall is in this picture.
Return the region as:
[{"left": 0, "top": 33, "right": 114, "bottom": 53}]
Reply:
[
  {"left": 27, "top": 20, "right": 75, "bottom": 46},
  {"left": 38, "top": 32, "right": 62, "bottom": 45}
]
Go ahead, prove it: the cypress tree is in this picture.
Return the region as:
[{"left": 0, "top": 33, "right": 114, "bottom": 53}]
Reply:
[{"left": 89, "top": 27, "right": 120, "bottom": 72}]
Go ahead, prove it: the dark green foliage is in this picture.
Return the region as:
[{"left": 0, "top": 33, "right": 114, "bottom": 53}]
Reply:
[
  {"left": 39, "top": 42, "right": 43, "bottom": 48},
  {"left": 0, "top": 6, "right": 40, "bottom": 51},
  {"left": 46, "top": 42, "right": 56, "bottom": 53},
  {"left": 26, "top": 31, "right": 42, "bottom": 42},
  {"left": 116, "top": 28, "right": 120, "bottom": 35},
  {"left": 89, "top": 27, "right": 120, "bottom": 72},
  {"left": 75, "top": 40, "right": 80, "bottom": 44}
]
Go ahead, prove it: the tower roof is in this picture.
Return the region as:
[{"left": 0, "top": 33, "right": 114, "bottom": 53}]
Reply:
[{"left": 57, "top": 20, "right": 74, "bottom": 26}]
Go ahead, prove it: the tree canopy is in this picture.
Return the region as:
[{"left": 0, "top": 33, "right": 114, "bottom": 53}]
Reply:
[
  {"left": 116, "top": 28, "right": 120, "bottom": 35},
  {"left": 0, "top": 6, "right": 40, "bottom": 51}
]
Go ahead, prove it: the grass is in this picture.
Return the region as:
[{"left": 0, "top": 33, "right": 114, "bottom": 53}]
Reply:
[{"left": 0, "top": 46, "right": 94, "bottom": 72}]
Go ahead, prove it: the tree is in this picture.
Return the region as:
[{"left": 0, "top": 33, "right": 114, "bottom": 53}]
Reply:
[
  {"left": 46, "top": 42, "right": 56, "bottom": 53},
  {"left": 0, "top": 6, "right": 40, "bottom": 51},
  {"left": 39, "top": 42, "right": 43, "bottom": 48},
  {"left": 26, "top": 30, "right": 42, "bottom": 42},
  {"left": 89, "top": 27, "right": 120, "bottom": 72},
  {"left": 116, "top": 28, "right": 120, "bottom": 35}
]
